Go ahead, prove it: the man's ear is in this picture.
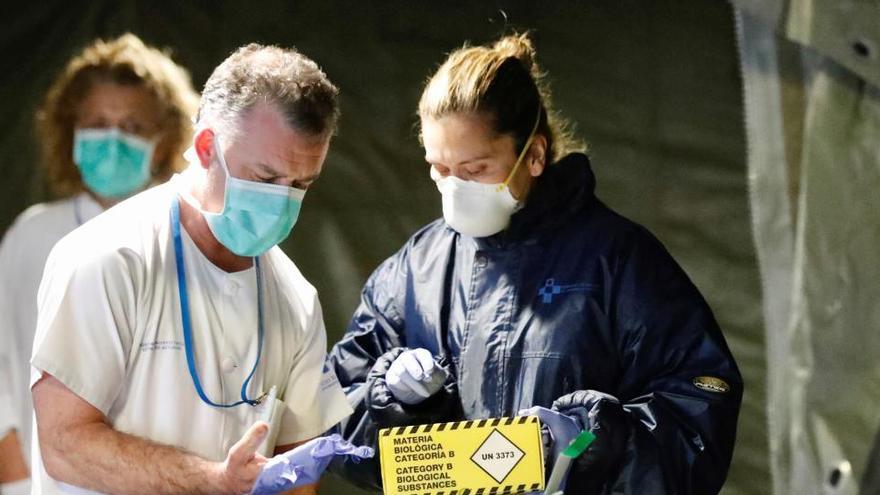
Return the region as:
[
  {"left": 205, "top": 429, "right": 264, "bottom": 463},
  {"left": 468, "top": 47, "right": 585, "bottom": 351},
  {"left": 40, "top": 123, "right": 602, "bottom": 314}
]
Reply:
[
  {"left": 528, "top": 134, "right": 548, "bottom": 177},
  {"left": 193, "top": 128, "right": 215, "bottom": 170}
]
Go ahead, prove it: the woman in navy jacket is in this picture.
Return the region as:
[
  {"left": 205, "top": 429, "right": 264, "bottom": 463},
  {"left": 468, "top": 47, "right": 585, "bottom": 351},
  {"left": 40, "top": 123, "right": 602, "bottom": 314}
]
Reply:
[{"left": 328, "top": 33, "right": 742, "bottom": 494}]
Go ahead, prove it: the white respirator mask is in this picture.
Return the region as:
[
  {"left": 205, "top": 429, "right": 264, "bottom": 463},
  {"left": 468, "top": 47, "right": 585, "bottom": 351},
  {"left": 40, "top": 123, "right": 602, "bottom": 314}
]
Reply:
[{"left": 431, "top": 111, "right": 540, "bottom": 238}]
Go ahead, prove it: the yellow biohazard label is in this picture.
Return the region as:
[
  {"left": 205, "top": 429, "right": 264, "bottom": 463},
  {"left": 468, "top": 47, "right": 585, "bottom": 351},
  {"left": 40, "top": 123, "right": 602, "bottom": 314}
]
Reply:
[{"left": 379, "top": 416, "right": 545, "bottom": 495}]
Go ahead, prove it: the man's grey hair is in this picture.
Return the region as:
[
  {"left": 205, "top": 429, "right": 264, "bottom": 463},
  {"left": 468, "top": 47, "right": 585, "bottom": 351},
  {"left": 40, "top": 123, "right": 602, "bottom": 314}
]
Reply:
[{"left": 196, "top": 43, "right": 339, "bottom": 138}]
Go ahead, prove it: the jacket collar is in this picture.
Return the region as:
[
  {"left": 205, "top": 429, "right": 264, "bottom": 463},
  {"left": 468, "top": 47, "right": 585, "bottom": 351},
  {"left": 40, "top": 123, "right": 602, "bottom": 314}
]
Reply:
[{"left": 474, "top": 152, "right": 597, "bottom": 248}]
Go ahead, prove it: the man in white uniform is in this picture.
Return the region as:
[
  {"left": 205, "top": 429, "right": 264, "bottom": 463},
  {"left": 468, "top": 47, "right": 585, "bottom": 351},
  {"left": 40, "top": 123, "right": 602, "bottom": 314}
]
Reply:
[{"left": 30, "top": 43, "right": 352, "bottom": 494}]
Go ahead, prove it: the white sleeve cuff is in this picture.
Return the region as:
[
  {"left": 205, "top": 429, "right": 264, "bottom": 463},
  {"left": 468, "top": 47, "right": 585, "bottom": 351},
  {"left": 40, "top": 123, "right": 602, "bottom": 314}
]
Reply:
[
  {"left": 0, "top": 478, "right": 31, "bottom": 495},
  {"left": 0, "top": 399, "right": 18, "bottom": 439},
  {"left": 275, "top": 387, "right": 353, "bottom": 446}
]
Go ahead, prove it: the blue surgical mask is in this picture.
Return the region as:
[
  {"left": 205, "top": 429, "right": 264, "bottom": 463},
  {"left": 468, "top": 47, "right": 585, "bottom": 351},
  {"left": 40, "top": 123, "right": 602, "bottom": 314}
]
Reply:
[
  {"left": 200, "top": 135, "right": 306, "bottom": 257},
  {"left": 73, "top": 128, "right": 155, "bottom": 198}
]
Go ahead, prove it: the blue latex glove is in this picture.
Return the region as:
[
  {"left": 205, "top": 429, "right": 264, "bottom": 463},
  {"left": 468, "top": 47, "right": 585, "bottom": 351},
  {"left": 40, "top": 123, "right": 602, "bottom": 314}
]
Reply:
[
  {"left": 386, "top": 348, "right": 449, "bottom": 405},
  {"left": 250, "top": 434, "right": 374, "bottom": 495},
  {"left": 519, "top": 406, "right": 583, "bottom": 464}
]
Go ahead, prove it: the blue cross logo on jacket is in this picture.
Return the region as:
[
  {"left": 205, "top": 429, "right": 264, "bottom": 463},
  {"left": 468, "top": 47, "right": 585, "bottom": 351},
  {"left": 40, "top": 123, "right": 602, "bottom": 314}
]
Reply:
[{"left": 538, "top": 278, "right": 596, "bottom": 304}]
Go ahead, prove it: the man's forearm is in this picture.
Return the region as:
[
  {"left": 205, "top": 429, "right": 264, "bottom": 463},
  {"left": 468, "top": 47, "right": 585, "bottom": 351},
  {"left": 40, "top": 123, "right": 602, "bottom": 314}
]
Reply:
[
  {"left": 0, "top": 430, "right": 29, "bottom": 482},
  {"left": 285, "top": 484, "right": 317, "bottom": 495},
  {"left": 42, "top": 420, "right": 223, "bottom": 495}
]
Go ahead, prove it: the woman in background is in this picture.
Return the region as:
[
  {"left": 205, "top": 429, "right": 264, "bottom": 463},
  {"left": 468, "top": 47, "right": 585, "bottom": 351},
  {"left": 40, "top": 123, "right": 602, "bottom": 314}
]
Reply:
[{"left": 0, "top": 33, "right": 198, "bottom": 493}]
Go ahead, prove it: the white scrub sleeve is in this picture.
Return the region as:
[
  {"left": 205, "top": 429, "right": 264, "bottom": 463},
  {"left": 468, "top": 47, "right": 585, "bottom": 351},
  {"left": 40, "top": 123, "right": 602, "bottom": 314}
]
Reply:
[
  {"left": 0, "top": 352, "right": 16, "bottom": 437},
  {"left": 0, "top": 227, "right": 21, "bottom": 437},
  {"left": 30, "top": 242, "right": 137, "bottom": 416},
  {"left": 275, "top": 297, "right": 352, "bottom": 445}
]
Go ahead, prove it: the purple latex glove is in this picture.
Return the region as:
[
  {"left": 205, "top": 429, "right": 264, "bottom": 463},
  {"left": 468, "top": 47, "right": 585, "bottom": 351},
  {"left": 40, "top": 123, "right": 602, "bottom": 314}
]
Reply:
[
  {"left": 250, "top": 434, "right": 374, "bottom": 495},
  {"left": 519, "top": 406, "right": 583, "bottom": 463}
]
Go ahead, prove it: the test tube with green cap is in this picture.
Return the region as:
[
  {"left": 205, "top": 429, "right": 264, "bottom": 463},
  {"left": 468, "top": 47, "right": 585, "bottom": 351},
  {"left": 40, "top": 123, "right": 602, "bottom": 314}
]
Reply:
[{"left": 543, "top": 430, "right": 596, "bottom": 495}]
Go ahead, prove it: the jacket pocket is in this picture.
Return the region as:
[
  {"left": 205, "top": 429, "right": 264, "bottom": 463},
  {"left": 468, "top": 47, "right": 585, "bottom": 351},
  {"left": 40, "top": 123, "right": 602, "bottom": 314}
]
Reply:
[{"left": 503, "top": 352, "right": 572, "bottom": 414}]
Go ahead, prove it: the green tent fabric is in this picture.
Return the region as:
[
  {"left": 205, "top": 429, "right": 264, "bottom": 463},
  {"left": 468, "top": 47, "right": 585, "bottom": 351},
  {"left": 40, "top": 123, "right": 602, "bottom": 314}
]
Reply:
[{"left": 735, "top": 2, "right": 880, "bottom": 493}]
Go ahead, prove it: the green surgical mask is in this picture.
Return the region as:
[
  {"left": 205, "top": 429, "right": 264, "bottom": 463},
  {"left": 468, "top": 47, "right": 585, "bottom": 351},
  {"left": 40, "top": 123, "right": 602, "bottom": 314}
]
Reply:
[
  {"left": 185, "top": 134, "right": 306, "bottom": 257},
  {"left": 73, "top": 128, "right": 155, "bottom": 198}
]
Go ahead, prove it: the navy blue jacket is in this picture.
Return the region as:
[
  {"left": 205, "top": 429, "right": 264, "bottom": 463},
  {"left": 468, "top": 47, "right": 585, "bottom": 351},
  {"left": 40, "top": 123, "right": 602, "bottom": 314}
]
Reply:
[{"left": 328, "top": 153, "right": 743, "bottom": 494}]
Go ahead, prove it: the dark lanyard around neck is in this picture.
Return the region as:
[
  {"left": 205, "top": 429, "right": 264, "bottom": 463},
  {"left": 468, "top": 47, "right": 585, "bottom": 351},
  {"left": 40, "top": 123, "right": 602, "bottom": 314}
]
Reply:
[{"left": 171, "top": 197, "right": 264, "bottom": 408}]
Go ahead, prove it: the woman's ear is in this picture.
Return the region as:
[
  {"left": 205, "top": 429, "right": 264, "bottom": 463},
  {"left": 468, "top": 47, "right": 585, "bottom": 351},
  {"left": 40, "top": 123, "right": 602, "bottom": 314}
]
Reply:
[
  {"left": 193, "top": 128, "right": 215, "bottom": 170},
  {"left": 528, "top": 134, "right": 548, "bottom": 177}
]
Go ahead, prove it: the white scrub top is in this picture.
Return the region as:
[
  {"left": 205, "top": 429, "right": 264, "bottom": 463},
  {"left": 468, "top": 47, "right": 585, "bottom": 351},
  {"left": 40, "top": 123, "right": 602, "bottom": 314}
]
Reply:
[
  {"left": 29, "top": 180, "right": 352, "bottom": 494},
  {"left": 0, "top": 193, "right": 102, "bottom": 469}
]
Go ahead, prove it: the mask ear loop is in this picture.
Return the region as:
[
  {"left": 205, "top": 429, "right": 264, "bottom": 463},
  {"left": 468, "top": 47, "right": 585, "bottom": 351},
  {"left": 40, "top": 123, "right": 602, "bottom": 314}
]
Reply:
[
  {"left": 497, "top": 107, "right": 542, "bottom": 192},
  {"left": 180, "top": 128, "right": 232, "bottom": 213},
  {"left": 210, "top": 131, "right": 232, "bottom": 178}
]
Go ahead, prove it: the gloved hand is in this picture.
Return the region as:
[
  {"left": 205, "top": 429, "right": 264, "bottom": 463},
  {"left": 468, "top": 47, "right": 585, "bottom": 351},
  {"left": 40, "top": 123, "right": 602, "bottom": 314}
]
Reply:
[
  {"left": 367, "top": 347, "right": 462, "bottom": 427},
  {"left": 250, "top": 434, "right": 374, "bottom": 495},
  {"left": 552, "top": 390, "right": 630, "bottom": 493},
  {"left": 385, "top": 348, "right": 449, "bottom": 405},
  {"left": 519, "top": 405, "right": 583, "bottom": 465}
]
